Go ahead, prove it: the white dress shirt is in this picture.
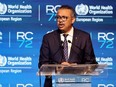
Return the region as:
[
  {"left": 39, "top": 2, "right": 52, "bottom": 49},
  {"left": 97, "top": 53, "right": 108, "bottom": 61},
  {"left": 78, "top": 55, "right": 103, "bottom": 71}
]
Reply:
[{"left": 60, "top": 27, "right": 74, "bottom": 58}]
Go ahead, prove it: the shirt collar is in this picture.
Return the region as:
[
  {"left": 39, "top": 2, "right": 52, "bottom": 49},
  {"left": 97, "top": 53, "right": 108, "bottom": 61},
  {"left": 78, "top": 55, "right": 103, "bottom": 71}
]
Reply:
[
  {"left": 68, "top": 27, "right": 74, "bottom": 37},
  {"left": 60, "top": 27, "right": 74, "bottom": 37}
]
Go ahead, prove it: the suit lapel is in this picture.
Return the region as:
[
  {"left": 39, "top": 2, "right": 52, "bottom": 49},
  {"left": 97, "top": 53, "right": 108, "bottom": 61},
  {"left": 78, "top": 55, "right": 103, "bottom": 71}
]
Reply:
[
  {"left": 69, "top": 28, "right": 80, "bottom": 60},
  {"left": 53, "top": 30, "right": 64, "bottom": 62},
  {"left": 54, "top": 29, "right": 62, "bottom": 46}
]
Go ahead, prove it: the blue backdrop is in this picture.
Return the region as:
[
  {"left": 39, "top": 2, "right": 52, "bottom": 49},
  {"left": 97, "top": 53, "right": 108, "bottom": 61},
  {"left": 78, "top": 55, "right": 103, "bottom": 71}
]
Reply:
[{"left": 0, "top": 0, "right": 116, "bottom": 87}]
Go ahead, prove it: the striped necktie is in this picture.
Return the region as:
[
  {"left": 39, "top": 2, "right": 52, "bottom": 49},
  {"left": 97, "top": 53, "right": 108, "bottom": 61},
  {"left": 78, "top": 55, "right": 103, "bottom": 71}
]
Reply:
[{"left": 63, "top": 34, "right": 68, "bottom": 61}]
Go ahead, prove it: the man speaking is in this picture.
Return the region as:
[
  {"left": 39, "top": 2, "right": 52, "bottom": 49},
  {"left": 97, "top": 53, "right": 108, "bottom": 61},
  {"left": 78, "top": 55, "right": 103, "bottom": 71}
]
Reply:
[{"left": 38, "top": 5, "right": 97, "bottom": 87}]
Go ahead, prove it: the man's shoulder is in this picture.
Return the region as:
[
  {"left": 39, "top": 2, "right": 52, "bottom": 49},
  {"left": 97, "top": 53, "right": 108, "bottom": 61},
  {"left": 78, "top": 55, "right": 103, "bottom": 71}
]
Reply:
[
  {"left": 46, "top": 29, "right": 58, "bottom": 35},
  {"left": 74, "top": 28, "right": 90, "bottom": 36},
  {"left": 43, "top": 29, "right": 58, "bottom": 38}
]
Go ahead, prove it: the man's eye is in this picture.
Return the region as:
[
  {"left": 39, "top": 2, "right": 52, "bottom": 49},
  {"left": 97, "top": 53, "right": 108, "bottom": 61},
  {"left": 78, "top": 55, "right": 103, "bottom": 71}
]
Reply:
[
  {"left": 56, "top": 16, "right": 60, "bottom": 19},
  {"left": 62, "top": 16, "right": 68, "bottom": 19}
]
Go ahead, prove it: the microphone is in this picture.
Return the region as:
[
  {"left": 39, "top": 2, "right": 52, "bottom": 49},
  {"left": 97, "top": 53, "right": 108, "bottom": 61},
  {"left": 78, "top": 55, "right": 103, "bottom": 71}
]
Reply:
[{"left": 60, "top": 40, "right": 64, "bottom": 49}]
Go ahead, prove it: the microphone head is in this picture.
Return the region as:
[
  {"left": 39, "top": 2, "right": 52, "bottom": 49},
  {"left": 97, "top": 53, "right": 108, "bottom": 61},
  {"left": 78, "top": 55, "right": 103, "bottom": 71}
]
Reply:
[
  {"left": 61, "top": 41, "right": 64, "bottom": 44},
  {"left": 68, "top": 40, "right": 71, "bottom": 43},
  {"left": 61, "top": 41, "right": 64, "bottom": 48}
]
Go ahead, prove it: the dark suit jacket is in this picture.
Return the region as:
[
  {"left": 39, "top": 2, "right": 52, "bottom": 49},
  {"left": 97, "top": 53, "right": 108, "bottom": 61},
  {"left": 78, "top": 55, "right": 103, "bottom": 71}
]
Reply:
[{"left": 39, "top": 28, "right": 97, "bottom": 87}]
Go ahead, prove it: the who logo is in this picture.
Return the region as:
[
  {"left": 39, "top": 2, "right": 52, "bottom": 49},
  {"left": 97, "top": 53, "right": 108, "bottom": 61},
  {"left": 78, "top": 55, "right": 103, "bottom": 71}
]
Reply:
[
  {"left": 0, "top": 55, "right": 7, "bottom": 67},
  {"left": 0, "top": 2, "right": 7, "bottom": 14},
  {"left": 75, "top": 4, "right": 89, "bottom": 15}
]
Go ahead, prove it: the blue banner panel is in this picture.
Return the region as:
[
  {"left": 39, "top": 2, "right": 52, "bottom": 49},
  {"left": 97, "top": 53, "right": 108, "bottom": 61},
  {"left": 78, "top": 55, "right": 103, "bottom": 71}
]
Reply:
[{"left": 0, "top": 0, "right": 116, "bottom": 87}]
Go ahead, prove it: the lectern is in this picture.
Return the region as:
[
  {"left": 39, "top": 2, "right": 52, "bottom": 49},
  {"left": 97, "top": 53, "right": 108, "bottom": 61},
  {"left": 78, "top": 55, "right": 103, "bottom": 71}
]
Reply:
[{"left": 38, "top": 64, "right": 107, "bottom": 87}]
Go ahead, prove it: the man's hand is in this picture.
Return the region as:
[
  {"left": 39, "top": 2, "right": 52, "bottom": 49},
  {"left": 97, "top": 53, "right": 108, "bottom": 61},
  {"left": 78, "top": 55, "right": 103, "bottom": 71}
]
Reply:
[
  {"left": 61, "top": 62, "right": 70, "bottom": 66},
  {"left": 61, "top": 62, "right": 77, "bottom": 66}
]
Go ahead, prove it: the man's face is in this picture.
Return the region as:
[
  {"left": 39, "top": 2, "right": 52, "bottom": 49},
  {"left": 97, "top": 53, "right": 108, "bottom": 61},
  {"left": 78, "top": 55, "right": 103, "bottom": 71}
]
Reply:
[{"left": 56, "top": 9, "right": 75, "bottom": 33}]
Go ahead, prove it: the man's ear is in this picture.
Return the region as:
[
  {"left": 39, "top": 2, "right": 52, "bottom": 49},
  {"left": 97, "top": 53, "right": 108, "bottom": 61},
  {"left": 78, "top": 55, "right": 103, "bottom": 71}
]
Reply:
[{"left": 72, "top": 17, "right": 76, "bottom": 24}]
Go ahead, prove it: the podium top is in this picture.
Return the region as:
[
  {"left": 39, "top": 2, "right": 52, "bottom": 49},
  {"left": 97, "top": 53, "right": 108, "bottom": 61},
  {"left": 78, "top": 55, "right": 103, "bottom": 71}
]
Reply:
[{"left": 38, "top": 64, "right": 107, "bottom": 76}]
